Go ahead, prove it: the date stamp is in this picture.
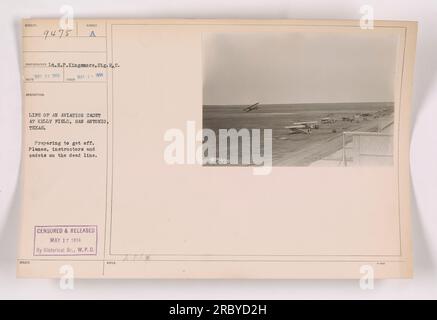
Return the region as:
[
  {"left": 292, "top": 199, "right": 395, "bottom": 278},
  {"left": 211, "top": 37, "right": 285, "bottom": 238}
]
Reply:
[{"left": 33, "top": 225, "right": 98, "bottom": 256}]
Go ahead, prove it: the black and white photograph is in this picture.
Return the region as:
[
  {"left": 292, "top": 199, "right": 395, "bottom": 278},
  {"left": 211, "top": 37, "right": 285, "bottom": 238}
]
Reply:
[{"left": 203, "top": 32, "right": 398, "bottom": 166}]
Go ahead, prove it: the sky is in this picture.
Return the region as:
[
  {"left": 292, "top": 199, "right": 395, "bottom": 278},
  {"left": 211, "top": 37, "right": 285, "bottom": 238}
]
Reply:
[{"left": 203, "top": 31, "right": 399, "bottom": 105}]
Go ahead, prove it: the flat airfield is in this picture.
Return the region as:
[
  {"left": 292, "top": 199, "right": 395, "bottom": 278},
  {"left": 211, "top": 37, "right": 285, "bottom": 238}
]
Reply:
[{"left": 203, "top": 102, "right": 394, "bottom": 166}]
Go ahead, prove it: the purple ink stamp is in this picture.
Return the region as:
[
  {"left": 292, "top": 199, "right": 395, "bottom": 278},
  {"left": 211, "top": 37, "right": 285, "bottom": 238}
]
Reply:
[{"left": 33, "top": 225, "right": 98, "bottom": 256}]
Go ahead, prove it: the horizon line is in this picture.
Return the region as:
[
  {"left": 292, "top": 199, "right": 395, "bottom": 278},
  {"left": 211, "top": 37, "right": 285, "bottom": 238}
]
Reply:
[{"left": 203, "top": 101, "right": 394, "bottom": 107}]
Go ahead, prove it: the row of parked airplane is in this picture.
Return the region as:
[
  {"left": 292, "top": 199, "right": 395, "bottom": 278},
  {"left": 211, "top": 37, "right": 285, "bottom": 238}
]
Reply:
[
  {"left": 242, "top": 103, "right": 375, "bottom": 135},
  {"left": 285, "top": 116, "right": 349, "bottom": 134},
  {"left": 285, "top": 115, "right": 362, "bottom": 134}
]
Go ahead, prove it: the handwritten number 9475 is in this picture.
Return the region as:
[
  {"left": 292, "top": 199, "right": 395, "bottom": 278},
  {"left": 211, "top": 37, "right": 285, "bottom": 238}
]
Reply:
[{"left": 43, "top": 29, "right": 72, "bottom": 39}]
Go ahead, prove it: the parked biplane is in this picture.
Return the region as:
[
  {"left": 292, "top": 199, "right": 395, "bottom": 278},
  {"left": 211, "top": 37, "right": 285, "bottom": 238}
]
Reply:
[
  {"left": 321, "top": 117, "right": 336, "bottom": 124},
  {"left": 285, "top": 121, "right": 319, "bottom": 134},
  {"left": 285, "top": 124, "right": 312, "bottom": 134}
]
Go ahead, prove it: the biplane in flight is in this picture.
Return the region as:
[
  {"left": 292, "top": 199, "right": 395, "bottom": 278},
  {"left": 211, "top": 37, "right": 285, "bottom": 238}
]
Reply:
[{"left": 243, "top": 102, "right": 260, "bottom": 112}]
